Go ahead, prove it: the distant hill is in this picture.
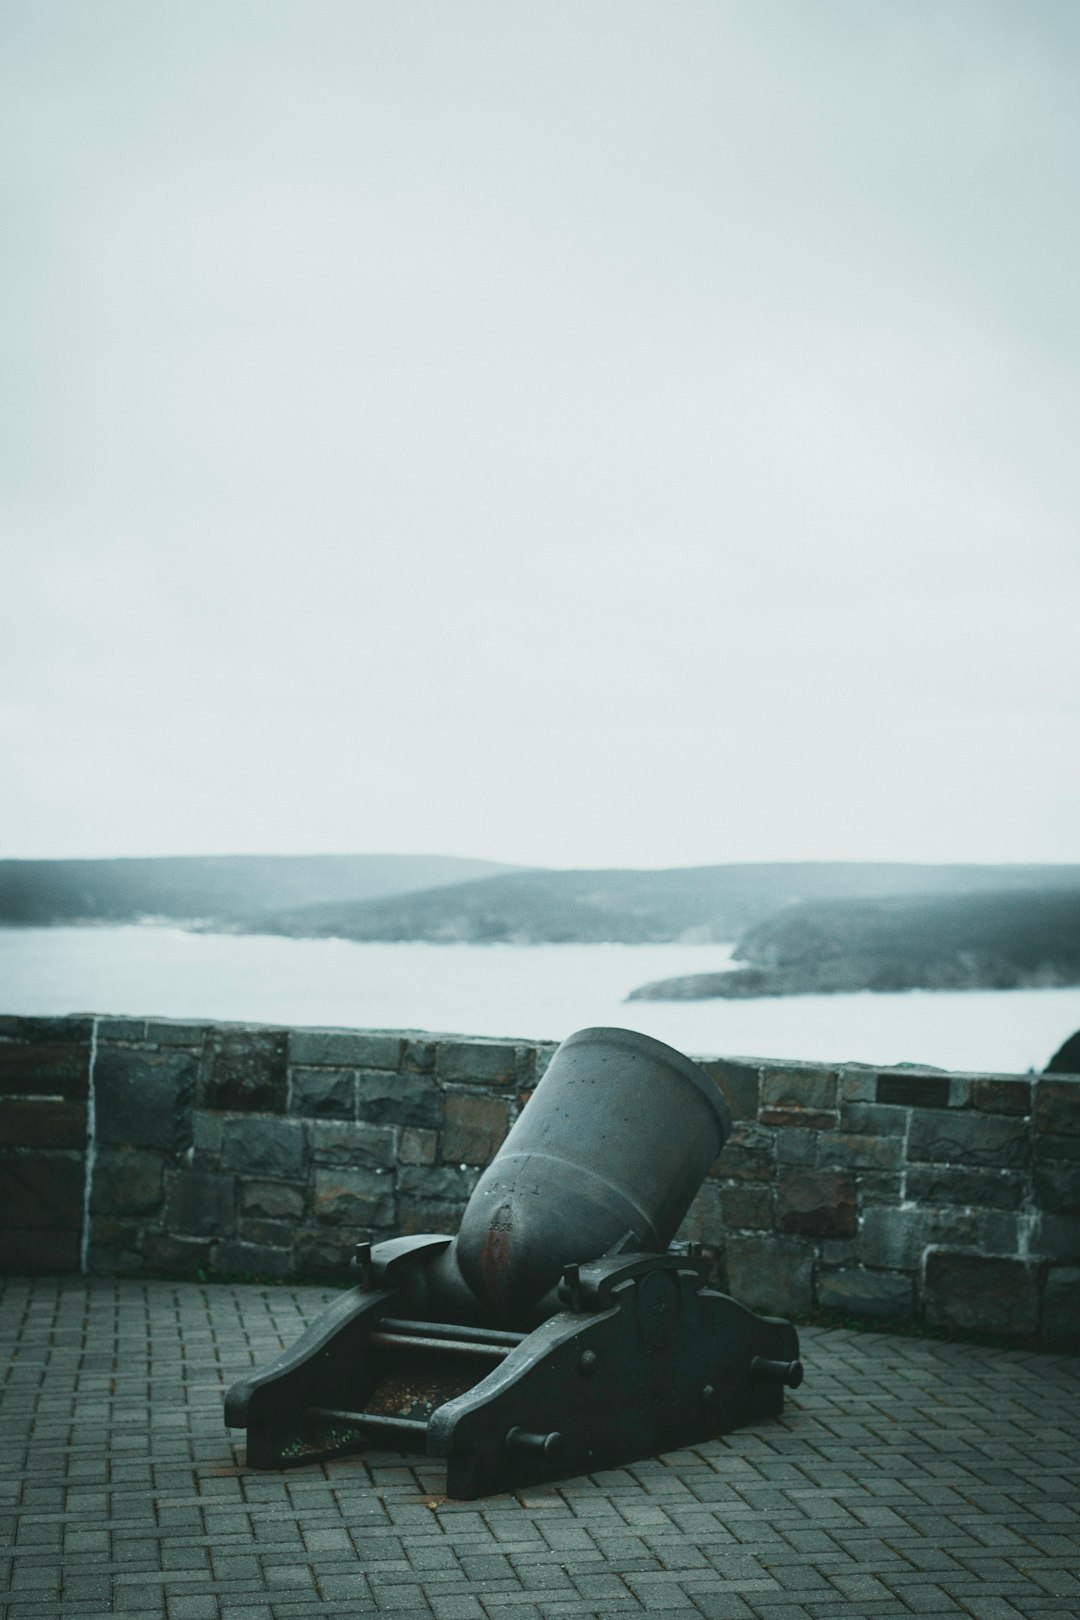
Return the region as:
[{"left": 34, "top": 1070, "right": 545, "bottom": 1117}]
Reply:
[
  {"left": 223, "top": 862, "right": 1080, "bottom": 945},
  {"left": 628, "top": 888, "right": 1080, "bottom": 999},
  {"left": 0, "top": 854, "right": 520, "bottom": 926}
]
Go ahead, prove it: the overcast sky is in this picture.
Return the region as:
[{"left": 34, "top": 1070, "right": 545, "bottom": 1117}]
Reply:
[{"left": 3, "top": 1, "right": 1078, "bottom": 869}]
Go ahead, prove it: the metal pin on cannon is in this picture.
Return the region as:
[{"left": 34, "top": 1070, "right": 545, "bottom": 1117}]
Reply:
[
  {"left": 351, "top": 1240, "right": 373, "bottom": 1290},
  {"left": 505, "top": 1426, "right": 561, "bottom": 1457},
  {"left": 751, "top": 1356, "right": 804, "bottom": 1388}
]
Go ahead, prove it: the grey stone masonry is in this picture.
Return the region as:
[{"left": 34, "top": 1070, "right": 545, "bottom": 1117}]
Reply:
[{"left": 1, "top": 1015, "right": 1078, "bottom": 1347}]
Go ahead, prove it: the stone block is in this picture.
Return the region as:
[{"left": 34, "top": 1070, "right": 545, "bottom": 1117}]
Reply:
[
  {"left": 311, "top": 1121, "right": 397, "bottom": 1169},
  {"left": 908, "top": 1204, "right": 1018, "bottom": 1256},
  {"left": 840, "top": 1102, "right": 907, "bottom": 1136},
  {"left": 91, "top": 1149, "right": 165, "bottom": 1216},
  {"left": 397, "top": 1198, "right": 468, "bottom": 1237},
  {"left": 877, "top": 1072, "right": 951, "bottom": 1108},
  {"left": 90, "top": 1216, "right": 140, "bottom": 1248},
  {"left": 712, "top": 1122, "right": 775, "bottom": 1183},
  {"left": 817, "top": 1133, "right": 905, "bottom": 1172},
  {"left": 442, "top": 1092, "right": 508, "bottom": 1164},
  {"left": 774, "top": 1130, "right": 818, "bottom": 1166},
  {"left": 922, "top": 1250, "right": 1039, "bottom": 1335},
  {"left": 0, "top": 1228, "right": 80, "bottom": 1274},
  {"left": 398, "top": 1127, "right": 438, "bottom": 1165},
  {"left": 1, "top": 1152, "right": 84, "bottom": 1229},
  {"left": 95, "top": 1046, "right": 196, "bottom": 1150},
  {"left": 761, "top": 1064, "right": 838, "bottom": 1115},
  {"left": 396, "top": 1164, "right": 479, "bottom": 1237},
  {"left": 761, "top": 1107, "right": 837, "bottom": 1130},
  {"left": 202, "top": 1027, "right": 288, "bottom": 1113},
  {"left": 698, "top": 1059, "right": 760, "bottom": 1122},
  {"left": 164, "top": 1170, "right": 235, "bottom": 1236},
  {"left": 293, "top": 1229, "right": 357, "bottom": 1278},
  {"left": 776, "top": 1170, "right": 856, "bottom": 1239},
  {"left": 857, "top": 1205, "right": 923, "bottom": 1270},
  {"left": 240, "top": 1180, "right": 306, "bottom": 1221},
  {"left": 142, "top": 1233, "right": 211, "bottom": 1277},
  {"left": 1036, "top": 1134, "right": 1080, "bottom": 1163},
  {"left": 221, "top": 1116, "right": 306, "bottom": 1179},
  {"left": 88, "top": 1242, "right": 143, "bottom": 1276},
  {"left": 970, "top": 1078, "right": 1031, "bottom": 1116},
  {"left": 725, "top": 1235, "right": 814, "bottom": 1315},
  {"left": 858, "top": 1172, "right": 904, "bottom": 1205},
  {"left": 0, "top": 1038, "right": 89, "bottom": 1097},
  {"left": 357, "top": 1069, "right": 442, "bottom": 1128},
  {"left": 397, "top": 1164, "right": 480, "bottom": 1201},
  {"left": 837, "top": 1067, "right": 878, "bottom": 1103},
  {"left": 1030, "top": 1213, "right": 1080, "bottom": 1260},
  {"left": 94, "top": 1017, "right": 147, "bottom": 1041},
  {"left": 717, "top": 1182, "right": 772, "bottom": 1231},
  {"left": 817, "top": 1266, "right": 913, "bottom": 1320},
  {"left": 313, "top": 1168, "right": 395, "bottom": 1228},
  {"left": 1033, "top": 1161, "right": 1080, "bottom": 1215},
  {"left": 905, "top": 1165, "right": 1026, "bottom": 1211},
  {"left": 289, "top": 1066, "right": 355, "bottom": 1119},
  {"left": 402, "top": 1039, "right": 436, "bottom": 1074},
  {"left": 192, "top": 1111, "right": 224, "bottom": 1156},
  {"left": 677, "top": 1181, "right": 725, "bottom": 1248},
  {"left": 290, "top": 1029, "right": 403, "bottom": 1070},
  {"left": 0, "top": 1098, "right": 86, "bottom": 1149},
  {"left": 534, "top": 1046, "right": 556, "bottom": 1081},
  {"left": 435, "top": 1040, "right": 516, "bottom": 1086},
  {"left": 821, "top": 1237, "right": 859, "bottom": 1264},
  {"left": 1041, "top": 1266, "right": 1080, "bottom": 1351},
  {"left": 212, "top": 1239, "right": 292, "bottom": 1278},
  {"left": 906, "top": 1109, "right": 1028, "bottom": 1170},
  {"left": 144, "top": 1021, "right": 208, "bottom": 1047},
  {"left": 0, "top": 1013, "right": 93, "bottom": 1042},
  {"left": 1034, "top": 1078, "right": 1080, "bottom": 1137},
  {"left": 514, "top": 1043, "right": 558, "bottom": 1091},
  {"left": 237, "top": 1217, "right": 294, "bottom": 1247}
]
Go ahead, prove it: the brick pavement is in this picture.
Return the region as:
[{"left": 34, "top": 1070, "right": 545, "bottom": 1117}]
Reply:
[{"left": 1, "top": 1278, "right": 1077, "bottom": 1620}]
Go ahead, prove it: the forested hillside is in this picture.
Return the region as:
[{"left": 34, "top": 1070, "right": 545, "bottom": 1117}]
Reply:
[
  {"left": 0, "top": 854, "right": 517, "bottom": 925},
  {"left": 223, "top": 862, "right": 1080, "bottom": 945},
  {"left": 628, "top": 888, "right": 1080, "bottom": 999}
]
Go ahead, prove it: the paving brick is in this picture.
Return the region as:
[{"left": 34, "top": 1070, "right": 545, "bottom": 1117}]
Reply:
[{"left": 0, "top": 1278, "right": 1077, "bottom": 1620}]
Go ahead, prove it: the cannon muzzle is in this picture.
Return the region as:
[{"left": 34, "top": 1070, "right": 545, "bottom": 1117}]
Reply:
[
  {"left": 454, "top": 1025, "right": 732, "bottom": 1322},
  {"left": 225, "top": 1027, "right": 800, "bottom": 1497}
]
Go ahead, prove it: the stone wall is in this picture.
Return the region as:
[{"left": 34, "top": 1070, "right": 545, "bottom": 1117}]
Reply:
[{"left": 1, "top": 1013, "right": 1077, "bottom": 1347}]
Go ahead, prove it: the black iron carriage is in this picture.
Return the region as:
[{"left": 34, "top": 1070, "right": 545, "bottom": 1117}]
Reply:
[{"left": 225, "top": 1027, "right": 801, "bottom": 1498}]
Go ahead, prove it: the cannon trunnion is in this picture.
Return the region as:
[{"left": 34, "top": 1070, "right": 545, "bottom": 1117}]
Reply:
[{"left": 225, "top": 1027, "right": 802, "bottom": 1498}]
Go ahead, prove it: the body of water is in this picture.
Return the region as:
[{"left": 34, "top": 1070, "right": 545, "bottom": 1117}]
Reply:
[{"left": 1, "top": 926, "right": 1077, "bottom": 1074}]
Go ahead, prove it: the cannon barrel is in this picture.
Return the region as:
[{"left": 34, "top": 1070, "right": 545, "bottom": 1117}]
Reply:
[
  {"left": 453, "top": 1025, "right": 732, "bottom": 1323},
  {"left": 225, "top": 1026, "right": 800, "bottom": 1498}
]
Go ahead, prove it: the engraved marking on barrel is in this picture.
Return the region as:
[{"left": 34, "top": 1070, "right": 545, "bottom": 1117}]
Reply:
[{"left": 481, "top": 1202, "right": 513, "bottom": 1306}]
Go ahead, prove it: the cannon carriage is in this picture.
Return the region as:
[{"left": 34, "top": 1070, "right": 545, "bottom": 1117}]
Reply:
[{"left": 225, "top": 1026, "right": 801, "bottom": 1498}]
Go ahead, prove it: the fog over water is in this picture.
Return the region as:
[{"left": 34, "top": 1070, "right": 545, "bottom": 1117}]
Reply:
[{"left": 4, "top": 927, "right": 1076, "bottom": 1075}]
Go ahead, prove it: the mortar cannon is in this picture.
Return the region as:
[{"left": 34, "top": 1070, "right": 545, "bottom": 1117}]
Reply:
[{"left": 225, "top": 1027, "right": 802, "bottom": 1498}]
